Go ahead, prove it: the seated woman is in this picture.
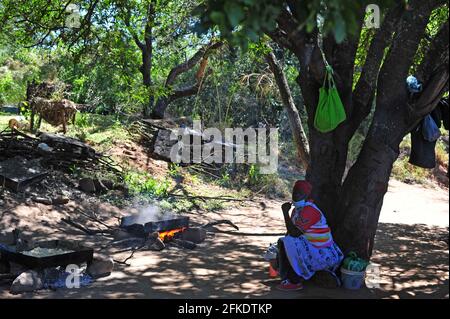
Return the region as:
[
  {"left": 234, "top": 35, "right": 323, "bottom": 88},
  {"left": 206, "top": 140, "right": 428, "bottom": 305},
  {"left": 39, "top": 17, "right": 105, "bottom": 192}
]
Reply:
[{"left": 276, "top": 180, "right": 344, "bottom": 291}]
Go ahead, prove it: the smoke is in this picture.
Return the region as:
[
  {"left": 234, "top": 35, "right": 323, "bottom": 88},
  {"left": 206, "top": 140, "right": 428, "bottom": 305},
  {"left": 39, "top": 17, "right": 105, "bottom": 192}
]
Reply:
[{"left": 121, "top": 204, "right": 175, "bottom": 226}]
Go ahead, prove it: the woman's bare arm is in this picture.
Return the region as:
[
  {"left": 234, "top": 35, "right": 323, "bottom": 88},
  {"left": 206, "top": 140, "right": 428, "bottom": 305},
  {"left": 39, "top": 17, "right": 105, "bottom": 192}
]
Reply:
[{"left": 281, "top": 203, "right": 303, "bottom": 237}]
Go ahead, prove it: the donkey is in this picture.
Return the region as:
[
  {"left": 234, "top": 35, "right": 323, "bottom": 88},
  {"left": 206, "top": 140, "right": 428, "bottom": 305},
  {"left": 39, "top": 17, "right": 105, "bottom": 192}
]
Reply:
[{"left": 29, "top": 97, "right": 78, "bottom": 134}]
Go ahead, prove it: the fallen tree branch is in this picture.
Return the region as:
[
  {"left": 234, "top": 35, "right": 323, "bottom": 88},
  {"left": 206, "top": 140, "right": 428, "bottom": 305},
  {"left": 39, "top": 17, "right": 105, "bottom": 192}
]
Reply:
[
  {"left": 211, "top": 230, "right": 285, "bottom": 237},
  {"left": 113, "top": 244, "right": 146, "bottom": 266},
  {"left": 60, "top": 217, "right": 110, "bottom": 236},
  {"left": 202, "top": 220, "right": 239, "bottom": 231},
  {"left": 168, "top": 193, "right": 249, "bottom": 202}
]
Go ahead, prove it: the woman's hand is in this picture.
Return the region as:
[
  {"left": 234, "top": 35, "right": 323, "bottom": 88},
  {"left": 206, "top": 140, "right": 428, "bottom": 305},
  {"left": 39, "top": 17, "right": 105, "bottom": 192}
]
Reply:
[{"left": 281, "top": 202, "right": 292, "bottom": 214}]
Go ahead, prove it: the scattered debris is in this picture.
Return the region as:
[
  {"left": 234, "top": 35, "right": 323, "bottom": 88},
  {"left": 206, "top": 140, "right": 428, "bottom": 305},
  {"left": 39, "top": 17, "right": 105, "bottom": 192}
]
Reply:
[{"left": 0, "top": 128, "right": 121, "bottom": 177}]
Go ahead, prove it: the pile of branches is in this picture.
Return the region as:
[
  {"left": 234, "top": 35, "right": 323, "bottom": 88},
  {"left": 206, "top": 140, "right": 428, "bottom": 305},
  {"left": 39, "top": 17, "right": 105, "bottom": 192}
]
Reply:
[{"left": 0, "top": 128, "right": 120, "bottom": 173}]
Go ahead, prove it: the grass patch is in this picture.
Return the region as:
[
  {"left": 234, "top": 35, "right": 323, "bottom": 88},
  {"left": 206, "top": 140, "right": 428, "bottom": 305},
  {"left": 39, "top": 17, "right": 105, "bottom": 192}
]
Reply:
[
  {"left": 391, "top": 132, "right": 448, "bottom": 185},
  {"left": 66, "top": 113, "right": 132, "bottom": 151}
]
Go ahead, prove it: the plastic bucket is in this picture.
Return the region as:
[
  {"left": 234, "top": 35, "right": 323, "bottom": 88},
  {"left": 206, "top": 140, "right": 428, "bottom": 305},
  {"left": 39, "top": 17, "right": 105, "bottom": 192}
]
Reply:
[{"left": 340, "top": 267, "right": 366, "bottom": 290}]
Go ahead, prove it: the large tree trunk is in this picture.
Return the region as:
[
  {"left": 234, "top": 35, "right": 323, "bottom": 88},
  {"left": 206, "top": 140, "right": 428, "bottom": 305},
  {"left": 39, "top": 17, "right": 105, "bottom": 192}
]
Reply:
[
  {"left": 269, "top": 0, "right": 448, "bottom": 260},
  {"left": 333, "top": 127, "right": 400, "bottom": 259}
]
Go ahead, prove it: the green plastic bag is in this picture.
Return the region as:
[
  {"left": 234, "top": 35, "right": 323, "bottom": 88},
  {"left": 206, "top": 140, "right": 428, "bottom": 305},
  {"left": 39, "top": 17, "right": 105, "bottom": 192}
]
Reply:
[
  {"left": 314, "top": 66, "right": 346, "bottom": 133},
  {"left": 342, "top": 252, "right": 370, "bottom": 272}
]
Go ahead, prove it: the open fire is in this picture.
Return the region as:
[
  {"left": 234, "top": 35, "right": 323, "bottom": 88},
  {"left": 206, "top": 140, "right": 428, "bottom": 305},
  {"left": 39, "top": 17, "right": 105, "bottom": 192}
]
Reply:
[
  {"left": 119, "top": 205, "right": 190, "bottom": 239},
  {"left": 158, "top": 227, "right": 187, "bottom": 242}
]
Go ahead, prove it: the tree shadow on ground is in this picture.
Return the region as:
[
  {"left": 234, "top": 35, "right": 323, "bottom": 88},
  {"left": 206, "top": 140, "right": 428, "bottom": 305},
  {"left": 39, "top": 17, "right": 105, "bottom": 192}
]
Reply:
[
  {"left": 0, "top": 198, "right": 448, "bottom": 299},
  {"left": 371, "top": 223, "right": 449, "bottom": 299}
]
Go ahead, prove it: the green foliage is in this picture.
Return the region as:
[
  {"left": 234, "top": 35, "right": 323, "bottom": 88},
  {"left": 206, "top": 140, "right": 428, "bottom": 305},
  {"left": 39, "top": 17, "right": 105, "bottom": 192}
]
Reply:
[
  {"left": 124, "top": 171, "right": 171, "bottom": 198},
  {"left": 217, "top": 171, "right": 231, "bottom": 187},
  {"left": 411, "top": 3, "right": 449, "bottom": 73},
  {"left": 196, "top": 0, "right": 395, "bottom": 47}
]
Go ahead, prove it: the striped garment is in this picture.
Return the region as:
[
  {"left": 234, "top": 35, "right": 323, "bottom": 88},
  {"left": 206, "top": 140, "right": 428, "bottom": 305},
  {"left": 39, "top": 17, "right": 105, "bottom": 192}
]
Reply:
[{"left": 291, "top": 202, "right": 333, "bottom": 248}]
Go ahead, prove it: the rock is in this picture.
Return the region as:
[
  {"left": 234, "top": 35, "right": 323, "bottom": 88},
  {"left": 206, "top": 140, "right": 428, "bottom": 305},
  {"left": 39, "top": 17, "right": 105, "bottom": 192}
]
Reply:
[
  {"left": 10, "top": 270, "right": 43, "bottom": 294},
  {"left": 31, "top": 197, "right": 52, "bottom": 205},
  {"left": 150, "top": 237, "right": 165, "bottom": 251},
  {"left": 52, "top": 196, "right": 70, "bottom": 205},
  {"left": 93, "top": 179, "right": 108, "bottom": 194},
  {"left": 181, "top": 227, "right": 207, "bottom": 244},
  {"left": 79, "top": 178, "right": 96, "bottom": 193},
  {"left": 100, "top": 179, "right": 114, "bottom": 190},
  {"left": 114, "top": 184, "right": 130, "bottom": 196},
  {"left": 149, "top": 232, "right": 160, "bottom": 240},
  {"left": 87, "top": 254, "right": 114, "bottom": 278},
  {"left": 173, "top": 239, "right": 197, "bottom": 250}
]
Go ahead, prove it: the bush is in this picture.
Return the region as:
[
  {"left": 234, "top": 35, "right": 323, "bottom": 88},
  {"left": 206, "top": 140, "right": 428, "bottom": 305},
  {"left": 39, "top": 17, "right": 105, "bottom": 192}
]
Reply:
[{"left": 124, "top": 171, "right": 171, "bottom": 197}]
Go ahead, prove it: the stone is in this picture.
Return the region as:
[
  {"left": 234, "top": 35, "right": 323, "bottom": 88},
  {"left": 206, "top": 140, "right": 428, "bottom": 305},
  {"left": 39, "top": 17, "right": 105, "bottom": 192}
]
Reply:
[
  {"left": 173, "top": 239, "right": 197, "bottom": 250},
  {"left": 31, "top": 197, "right": 52, "bottom": 205},
  {"left": 150, "top": 237, "right": 165, "bottom": 251},
  {"left": 181, "top": 227, "right": 207, "bottom": 244},
  {"left": 10, "top": 270, "right": 43, "bottom": 294},
  {"left": 93, "top": 179, "right": 108, "bottom": 194},
  {"left": 79, "top": 178, "right": 96, "bottom": 193},
  {"left": 52, "top": 196, "right": 70, "bottom": 205},
  {"left": 87, "top": 254, "right": 114, "bottom": 278},
  {"left": 100, "top": 179, "right": 114, "bottom": 190},
  {"left": 149, "top": 232, "right": 160, "bottom": 240}
]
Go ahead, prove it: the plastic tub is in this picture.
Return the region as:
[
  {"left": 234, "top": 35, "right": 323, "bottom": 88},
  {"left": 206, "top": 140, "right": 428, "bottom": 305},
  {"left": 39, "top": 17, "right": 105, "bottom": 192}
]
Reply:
[{"left": 340, "top": 267, "right": 366, "bottom": 290}]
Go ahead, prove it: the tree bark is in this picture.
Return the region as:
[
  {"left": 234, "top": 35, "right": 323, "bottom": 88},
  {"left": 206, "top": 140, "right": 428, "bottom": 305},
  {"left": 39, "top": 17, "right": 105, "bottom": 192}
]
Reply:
[
  {"left": 269, "top": 0, "right": 449, "bottom": 259},
  {"left": 266, "top": 50, "right": 310, "bottom": 170}
]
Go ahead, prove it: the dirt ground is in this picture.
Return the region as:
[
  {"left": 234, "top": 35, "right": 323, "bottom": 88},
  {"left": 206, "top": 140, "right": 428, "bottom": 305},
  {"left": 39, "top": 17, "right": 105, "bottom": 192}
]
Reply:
[{"left": 0, "top": 180, "right": 448, "bottom": 299}]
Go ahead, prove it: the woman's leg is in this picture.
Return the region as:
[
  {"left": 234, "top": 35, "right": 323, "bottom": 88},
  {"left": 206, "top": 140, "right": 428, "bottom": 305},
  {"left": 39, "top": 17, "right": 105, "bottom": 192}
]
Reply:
[{"left": 277, "top": 238, "right": 302, "bottom": 284}]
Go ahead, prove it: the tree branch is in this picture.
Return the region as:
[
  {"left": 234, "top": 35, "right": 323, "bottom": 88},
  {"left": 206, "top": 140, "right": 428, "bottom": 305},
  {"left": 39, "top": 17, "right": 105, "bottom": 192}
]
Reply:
[
  {"left": 409, "top": 19, "right": 449, "bottom": 120},
  {"left": 377, "top": 0, "right": 443, "bottom": 106},
  {"left": 165, "top": 42, "right": 222, "bottom": 87},
  {"left": 123, "top": 6, "right": 144, "bottom": 50},
  {"left": 266, "top": 50, "right": 310, "bottom": 169},
  {"left": 350, "top": 3, "right": 404, "bottom": 129}
]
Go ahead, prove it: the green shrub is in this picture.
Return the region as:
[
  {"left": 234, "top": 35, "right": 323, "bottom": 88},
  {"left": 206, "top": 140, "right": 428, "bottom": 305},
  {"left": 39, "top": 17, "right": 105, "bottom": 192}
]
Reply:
[{"left": 124, "top": 171, "right": 171, "bottom": 197}]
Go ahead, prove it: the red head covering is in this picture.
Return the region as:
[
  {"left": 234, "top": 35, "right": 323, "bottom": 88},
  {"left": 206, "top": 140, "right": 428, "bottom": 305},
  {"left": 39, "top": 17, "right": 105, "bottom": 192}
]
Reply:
[{"left": 293, "top": 180, "right": 312, "bottom": 197}]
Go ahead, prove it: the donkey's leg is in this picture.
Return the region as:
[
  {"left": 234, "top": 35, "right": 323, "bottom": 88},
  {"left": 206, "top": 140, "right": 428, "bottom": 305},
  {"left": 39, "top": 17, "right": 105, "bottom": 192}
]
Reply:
[
  {"left": 62, "top": 112, "right": 67, "bottom": 134},
  {"left": 37, "top": 115, "right": 42, "bottom": 130},
  {"left": 30, "top": 110, "right": 35, "bottom": 132}
]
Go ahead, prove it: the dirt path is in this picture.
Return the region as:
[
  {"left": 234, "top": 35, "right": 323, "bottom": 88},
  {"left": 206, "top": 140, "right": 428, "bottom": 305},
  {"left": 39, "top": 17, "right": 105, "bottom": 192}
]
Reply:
[{"left": 0, "top": 180, "right": 448, "bottom": 299}]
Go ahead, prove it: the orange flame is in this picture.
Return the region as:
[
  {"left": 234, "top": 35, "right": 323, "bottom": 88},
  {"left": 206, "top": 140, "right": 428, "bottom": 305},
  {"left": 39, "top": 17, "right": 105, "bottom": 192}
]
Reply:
[{"left": 158, "top": 227, "right": 186, "bottom": 242}]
